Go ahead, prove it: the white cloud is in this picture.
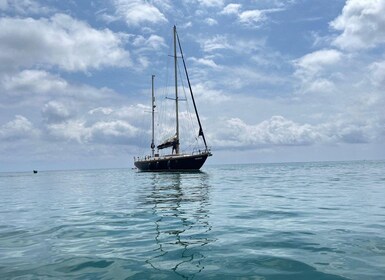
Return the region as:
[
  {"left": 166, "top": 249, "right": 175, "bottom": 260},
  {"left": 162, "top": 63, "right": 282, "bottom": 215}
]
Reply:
[
  {"left": 197, "top": 0, "right": 224, "bottom": 7},
  {"left": 205, "top": 18, "right": 218, "bottom": 26},
  {"left": 221, "top": 3, "right": 241, "bottom": 15},
  {"left": 200, "top": 35, "right": 231, "bottom": 52},
  {"left": 190, "top": 57, "right": 220, "bottom": 68},
  {"left": 131, "top": 34, "right": 166, "bottom": 51},
  {"left": 239, "top": 9, "right": 266, "bottom": 27},
  {"left": 293, "top": 49, "right": 343, "bottom": 94},
  {"left": 42, "top": 103, "right": 150, "bottom": 145},
  {"left": 89, "top": 120, "right": 139, "bottom": 144},
  {"left": 0, "top": 0, "right": 51, "bottom": 14},
  {"left": 331, "top": 0, "right": 385, "bottom": 50},
  {"left": 0, "top": 115, "right": 39, "bottom": 141},
  {"left": 112, "top": 0, "right": 167, "bottom": 26},
  {"left": 0, "top": 14, "right": 130, "bottom": 72},
  {"left": 221, "top": 4, "right": 282, "bottom": 28},
  {"left": 2, "top": 70, "right": 67, "bottom": 96},
  {"left": 301, "top": 78, "right": 336, "bottom": 95},
  {"left": 46, "top": 120, "right": 89, "bottom": 143},
  {"left": 198, "top": 34, "right": 265, "bottom": 58},
  {"left": 213, "top": 116, "right": 321, "bottom": 148},
  {"left": 368, "top": 60, "right": 385, "bottom": 86},
  {"left": 192, "top": 82, "right": 230, "bottom": 103},
  {"left": 152, "top": 0, "right": 172, "bottom": 12},
  {"left": 88, "top": 105, "right": 149, "bottom": 127},
  {"left": 45, "top": 108, "right": 144, "bottom": 145},
  {"left": 295, "top": 49, "right": 342, "bottom": 73},
  {"left": 89, "top": 107, "right": 115, "bottom": 116},
  {"left": 42, "top": 101, "right": 73, "bottom": 123},
  {"left": 0, "top": 69, "right": 117, "bottom": 106},
  {"left": 337, "top": 124, "right": 370, "bottom": 143},
  {"left": 211, "top": 115, "right": 377, "bottom": 149}
]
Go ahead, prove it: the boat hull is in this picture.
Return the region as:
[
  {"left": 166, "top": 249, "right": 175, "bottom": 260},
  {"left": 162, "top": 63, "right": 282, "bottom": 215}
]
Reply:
[{"left": 134, "top": 153, "right": 210, "bottom": 172}]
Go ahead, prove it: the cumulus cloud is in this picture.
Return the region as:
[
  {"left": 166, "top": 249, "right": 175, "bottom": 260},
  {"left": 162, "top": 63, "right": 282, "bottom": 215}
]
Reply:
[
  {"left": 331, "top": 0, "right": 385, "bottom": 50},
  {"left": 211, "top": 115, "right": 376, "bottom": 149},
  {"left": 2, "top": 70, "right": 67, "bottom": 96},
  {"left": 293, "top": 49, "right": 343, "bottom": 94},
  {"left": 238, "top": 9, "right": 266, "bottom": 27},
  {"left": 0, "top": 115, "right": 39, "bottom": 141},
  {"left": 42, "top": 101, "right": 73, "bottom": 123},
  {"left": 0, "top": 69, "right": 117, "bottom": 106},
  {"left": 220, "top": 3, "right": 282, "bottom": 28},
  {"left": 221, "top": 6, "right": 266, "bottom": 27},
  {"left": 46, "top": 117, "right": 141, "bottom": 145},
  {"left": 368, "top": 60, "right": 385, "bottom": 87},
  {"left": 192, "top": 82, "right": 230, "bottom": 103},
  {"left": 43, "top": 104, "right": 150, "bottom": 146},
  {"left": 89, "top": 120, "right": 139, "bottom": 144},
  {"left": 46, "top": 120, "right": 88, "bottom": 143},
  {"left": 0, "top": 13, "right": 130, "bottom": 72},
  {"left": 221, "top": 3, "right": 241, "bottom": 15},
  {"left": 337, "top": 124, "right": 370, "bottom": 144},
  {"left": 111, "top": 0, "right": 167, "bottom": 26},
  {"left": 131, "top": 34, "right": 167, "bottom": 51},
  {"left": 213, "top": 116, "right": 322, "bottom": 148},
  {"left": 295, "top": 49, "right": 342, "bottom": 73}
]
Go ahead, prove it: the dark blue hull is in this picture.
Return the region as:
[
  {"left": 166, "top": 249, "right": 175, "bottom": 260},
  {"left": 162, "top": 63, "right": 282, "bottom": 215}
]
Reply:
[{"left": 134, "top": 153, "right": 210, "bottom": 172}]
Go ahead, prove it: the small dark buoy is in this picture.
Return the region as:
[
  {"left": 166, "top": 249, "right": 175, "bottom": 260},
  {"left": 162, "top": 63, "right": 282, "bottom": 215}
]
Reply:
[{"left": 33, "top": 170, "right": 38, "bottom": 174}]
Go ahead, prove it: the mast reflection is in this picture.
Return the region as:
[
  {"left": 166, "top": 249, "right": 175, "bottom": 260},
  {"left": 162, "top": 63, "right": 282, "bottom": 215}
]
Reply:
[{"left": 143, "top": 171, "right": 212, "bottom": 278}]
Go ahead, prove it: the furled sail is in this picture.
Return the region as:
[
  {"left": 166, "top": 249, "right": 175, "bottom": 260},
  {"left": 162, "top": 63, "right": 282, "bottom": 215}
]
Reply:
[{"left": 157, "top": 134, "right": 178, "bottom": 150}]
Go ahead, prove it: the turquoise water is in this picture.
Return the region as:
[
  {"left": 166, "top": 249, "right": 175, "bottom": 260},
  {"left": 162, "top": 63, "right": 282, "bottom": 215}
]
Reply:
[{"left": 0, "top": 161, "right": 384, "bottom": 279}]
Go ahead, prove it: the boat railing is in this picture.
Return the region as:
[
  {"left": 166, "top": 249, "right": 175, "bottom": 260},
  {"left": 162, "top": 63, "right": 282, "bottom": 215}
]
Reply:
[
  {"left": 135, "top": 147, "right": 211, "bottom": 162},
  {"left": 192, "top": 147, "right": 211, "bottom": 155},
  {"left": 134, "top": 155, "right": 152, "bottom": 162}
]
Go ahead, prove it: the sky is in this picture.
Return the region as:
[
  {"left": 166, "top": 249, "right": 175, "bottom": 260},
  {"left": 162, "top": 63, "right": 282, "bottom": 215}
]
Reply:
[{"left": 1, "top": 0, "right": 385, "bottom": 172}]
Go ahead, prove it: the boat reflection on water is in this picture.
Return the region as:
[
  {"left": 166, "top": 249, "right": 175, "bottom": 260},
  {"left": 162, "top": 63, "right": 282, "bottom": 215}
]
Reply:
[{"left": 142, "top": 171, "right": 213, "bottom": 278}]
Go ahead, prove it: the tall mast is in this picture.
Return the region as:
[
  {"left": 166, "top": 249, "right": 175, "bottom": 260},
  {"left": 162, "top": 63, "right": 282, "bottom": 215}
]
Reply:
[
  {"left": 151, "top": 74, "right": 155, "bottom": 157},
  {"left": 173, "top": 25, "right": 180, "bottom": 154}
]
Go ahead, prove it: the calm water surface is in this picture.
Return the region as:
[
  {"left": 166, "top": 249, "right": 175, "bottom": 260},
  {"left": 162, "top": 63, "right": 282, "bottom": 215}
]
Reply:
[{"left": 0, "top": 161, "right": 384, "bottom": 279}]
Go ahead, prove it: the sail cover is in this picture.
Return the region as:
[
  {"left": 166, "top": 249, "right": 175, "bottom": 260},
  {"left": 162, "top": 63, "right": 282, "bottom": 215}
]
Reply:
[{"left": 157, "top": 134, "right": 178, "bottom": 150}]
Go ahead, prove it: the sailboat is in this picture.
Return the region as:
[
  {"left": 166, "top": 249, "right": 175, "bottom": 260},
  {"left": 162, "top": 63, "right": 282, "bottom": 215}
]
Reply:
[{"left": 134, "top": 26, "right": 212, "bottom": 171}]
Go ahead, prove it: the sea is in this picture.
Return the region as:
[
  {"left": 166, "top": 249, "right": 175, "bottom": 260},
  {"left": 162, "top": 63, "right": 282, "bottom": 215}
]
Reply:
[{"left": 0, "top": 160, "right": 384, "bottom": 279}]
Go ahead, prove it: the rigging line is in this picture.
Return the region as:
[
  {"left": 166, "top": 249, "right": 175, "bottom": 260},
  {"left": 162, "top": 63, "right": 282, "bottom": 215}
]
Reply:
[
  {"left": 137, "top": 86, "right": 154, "bottom": 156},
  {"left": 177, "top": 57, "right": 197, "bottom": 145},
  {"left": 158, "top": 35, "right": 173, "bottom": 145},
  {"left": 176, "top": 30, "right": 208, "bottom": 149},
  {"left": 177, "top": 66, "right": 201, "bottom": 152},
  {"left": 178, "top": 36, "right": 195, "bottom": 142}
]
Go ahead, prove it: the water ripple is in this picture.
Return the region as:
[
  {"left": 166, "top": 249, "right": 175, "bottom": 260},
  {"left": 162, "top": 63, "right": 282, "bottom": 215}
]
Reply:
[{"left": 1, "top": 161, "right": 384, "bottom": 279}]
